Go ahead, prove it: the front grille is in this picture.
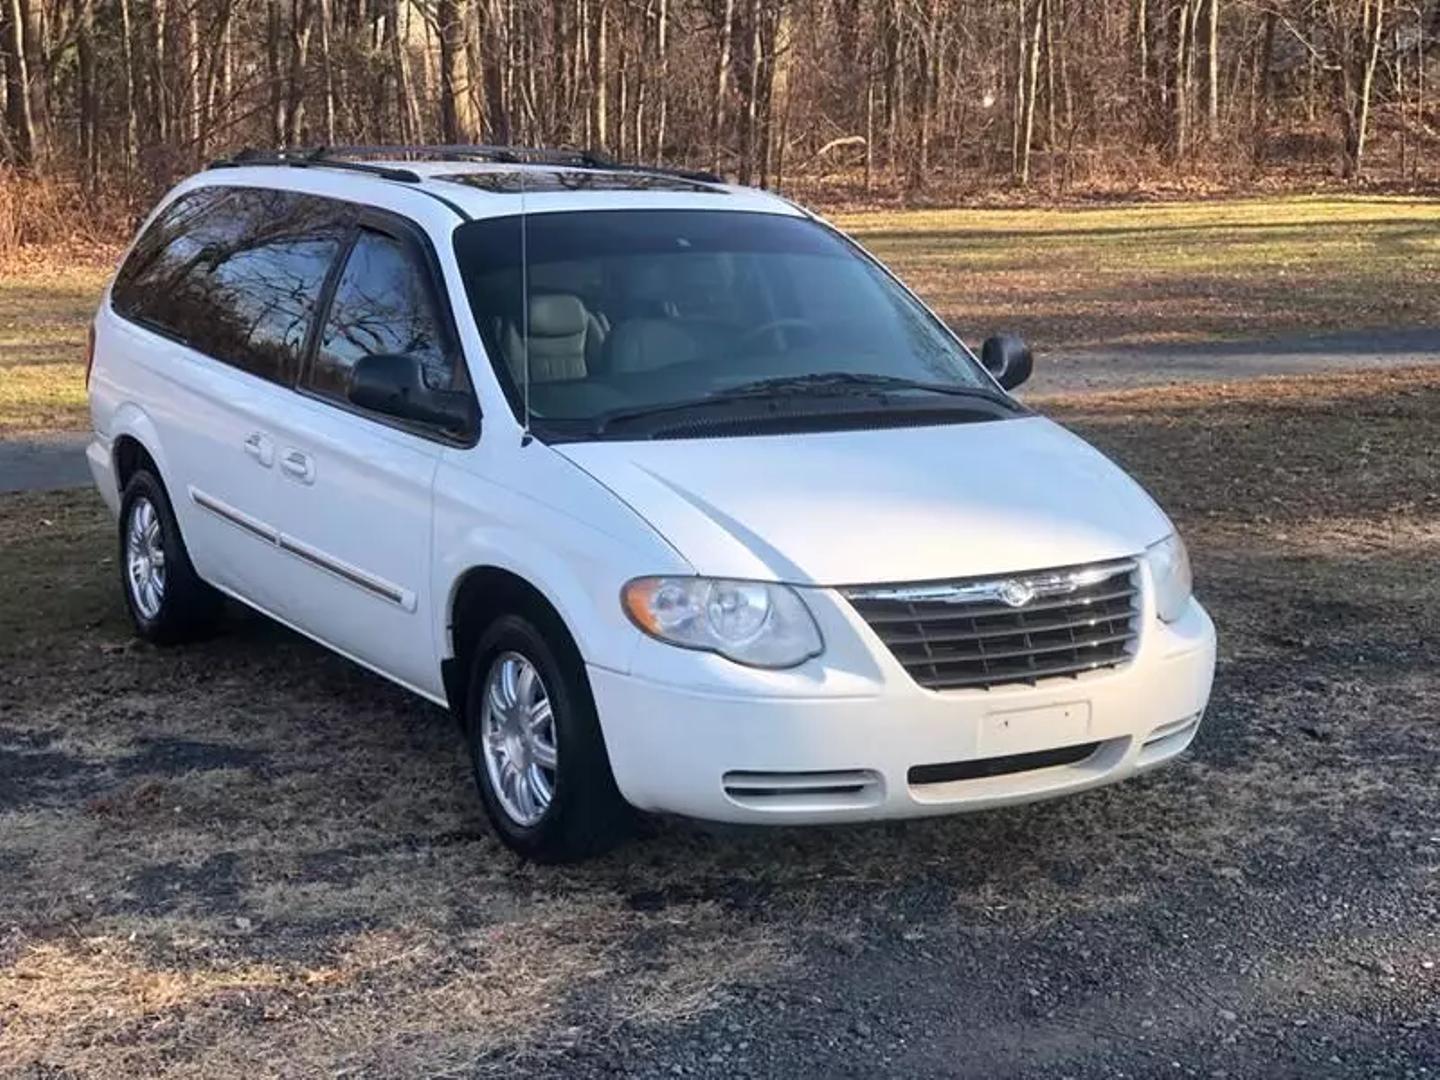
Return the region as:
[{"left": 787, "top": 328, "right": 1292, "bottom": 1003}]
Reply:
[{"left": 842, "top": 558, "right": 1139, "bottom": 691}]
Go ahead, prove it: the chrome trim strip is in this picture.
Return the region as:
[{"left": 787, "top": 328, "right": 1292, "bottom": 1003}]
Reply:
[
  {"left": 841, "top": 559, "right": 1137, "bottom": 607},
  {"left": 276, "top": 532, "right": 416, "bottom": 611},
  {"left": 189, "top": 487, "right": 278, "bottom": 544},
  {"left": 189, "top": 487, "right": 415, "bottom": 612}
]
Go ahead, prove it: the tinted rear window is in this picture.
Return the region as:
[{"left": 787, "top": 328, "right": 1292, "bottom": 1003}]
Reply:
[{"left": 113, "top": 187, "right": 351, "bottom": 384}]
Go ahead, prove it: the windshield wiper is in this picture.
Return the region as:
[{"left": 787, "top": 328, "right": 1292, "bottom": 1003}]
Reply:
[
  {"left": 710, "top": 371, "right": 1007, "bottom": 401},
  {"left": 585, "top": 371, "right": 1015, "bottom": 436}
]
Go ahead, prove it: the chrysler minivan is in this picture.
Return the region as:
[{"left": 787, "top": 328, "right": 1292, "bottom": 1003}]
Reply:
[{"left": 86, "top": 147, "right": 1216, "bottom": 861}]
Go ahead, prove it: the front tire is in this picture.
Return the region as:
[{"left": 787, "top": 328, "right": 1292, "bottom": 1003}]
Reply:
[
  {"left": 464, "top": 613, "right": 630, "bottom": 862},
  {"left": 118, "top": 469, "right": 223, "bottom": 644}
]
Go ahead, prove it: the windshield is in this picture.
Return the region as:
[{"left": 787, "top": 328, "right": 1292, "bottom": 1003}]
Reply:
[{"left": 452, "top": 209, "right": 994, "bottom": 432}]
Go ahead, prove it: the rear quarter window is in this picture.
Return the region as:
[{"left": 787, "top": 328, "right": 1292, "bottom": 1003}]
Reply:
[{"left": 112, "top": 186, "right": 352, "bottom": 385}]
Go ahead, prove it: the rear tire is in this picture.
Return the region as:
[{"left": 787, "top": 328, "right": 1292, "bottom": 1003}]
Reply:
[
  {"left": 463, "top": 612, "right": 630, "bottom": 862},
  {"left": 118, "top": 469, "right": 223, "bottom": 644}
]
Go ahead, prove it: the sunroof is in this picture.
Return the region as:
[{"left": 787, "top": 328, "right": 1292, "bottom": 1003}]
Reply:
[{"left": 436, "top": 169, "right": 724, "bottom": 194}]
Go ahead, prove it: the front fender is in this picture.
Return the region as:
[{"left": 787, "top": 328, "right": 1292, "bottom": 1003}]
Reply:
[{"left": 431, "top": 446, "right": 692, "bottom": 675}]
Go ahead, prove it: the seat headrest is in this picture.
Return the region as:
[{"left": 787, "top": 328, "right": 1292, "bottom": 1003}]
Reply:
[{"left": 528, "top": 294, "right": 588, "bottom": 338}]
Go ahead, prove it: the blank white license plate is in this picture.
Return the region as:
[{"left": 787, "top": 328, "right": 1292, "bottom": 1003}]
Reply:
[{"left": 980, "top": 701, "right": 1092, "bottom": 757}]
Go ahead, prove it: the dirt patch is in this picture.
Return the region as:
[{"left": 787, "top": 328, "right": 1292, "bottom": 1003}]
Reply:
[{"left": 1, "top": 369, "right": 1438, "bottom": 1076}]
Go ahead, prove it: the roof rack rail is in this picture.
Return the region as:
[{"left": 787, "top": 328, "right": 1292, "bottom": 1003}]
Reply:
[
  {"left": 207, "top": 144, "right": 725, "bottom": 186},
  {"left": 315, "top": 144, "right": 605, "bottom": 167},
  {"left": 207, "top": 147, "right": 423, "bottom": 183}
]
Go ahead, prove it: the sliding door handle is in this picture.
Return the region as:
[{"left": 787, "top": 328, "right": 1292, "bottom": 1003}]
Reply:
[
  {"left": 280, "top": 448, "right": 316, "bottom": 484},
  {"left": 243, "top": 432, "right": 274, "bottom": 467}
]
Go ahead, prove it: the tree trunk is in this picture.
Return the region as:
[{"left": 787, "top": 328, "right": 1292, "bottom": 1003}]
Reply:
[
  {"left": 1135, "top": 0, "right": 1148, "bottom": 103},
  {"left": 1020, "top": 0, "right": 1044, "bottom": 185},
  {"left": 283, "top": 0, "right": 313, "bottom": 146},
  {"left": 264, "top": 1, "right": 283, "bottom": 145},
  {"left": 2, "top": 0, "right": 36, "bottom": 167},
  {"left": 76, "top": 0, "right": 97, "bottom": 187},
  {"left": 864, "top": 65, "right": 875, "bottom": 192},
  {"left": 771, "top": 4, "right": 792, "bottom": 188},
  {"left": 653, "top": 0, "right": 668, "bottom": 161},
  {"left": 740, "top": 0, "right": 762, "bottom": 184},
  {"left": 591, "top": 0, "right": 608, "bottom": 149},
  {"left": 196, "top": 1, "right": 234, "bottom": 160},
  {"left": 117, "top": 0, "right": 138, "bottom": 171},
  {"left": 1044, "top": 0, "right": 1056, "bottom": 150},
  {"left": 1172, "top": 0, "right": 1191, "bottom": 159},
  {"left": 386, "top": 0, "right": 418, "bottom": 142},
  {"left": 16, "top": 0, "right": 43, "bottom": 161},
  {"left": 1253, "top": 8, "right": 1275, "bottom": 163},
  {"left": 710, "top": 0, "right": 735, "bottom": 173},
  {"left": 439, "top": 0, "right": 478, "bottom": 142},
  {"left": 1012, "top": 0, "right": 1025, "bottom": 175},
  {"left": 480, "top": 0, "right": 509, "bottom": 142},
  {"left": 317, "top": 0, "right": 337, "bottom": 144},
  {"left": 1206, "top": 0, "right": 1219, "bottom": 140},
  {"left": 183, "top": 1, "right": 200, "bottom": 153},
  {"left": 1348, "top": 0, "right": 1385, "bottom": 176}
]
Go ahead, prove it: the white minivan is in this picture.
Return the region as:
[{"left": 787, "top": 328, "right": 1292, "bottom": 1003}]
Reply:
[{"left": 87, "top": 147, "right": 1216, "bottom": 861}]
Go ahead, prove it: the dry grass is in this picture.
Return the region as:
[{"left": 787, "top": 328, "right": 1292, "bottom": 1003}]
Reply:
[
  {"left": 837, "top": 195, "right": 1440, "bottom": 348},
  {"left": 2, "top": 368, "right": 1439, "bottom": 1075},
  {"left": 0, "top": 264, "right": 109, "bottom": 437}
]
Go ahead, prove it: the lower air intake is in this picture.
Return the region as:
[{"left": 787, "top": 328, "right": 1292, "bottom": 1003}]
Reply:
[
  {"left": 722, "top": 769, "right": 884, "bottom": 811},
  {"left": 908, "top": 741, "right": 1101, "bottom": 786}
]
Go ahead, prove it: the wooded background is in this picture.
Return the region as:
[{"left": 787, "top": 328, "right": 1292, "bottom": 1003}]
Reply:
[{"left": 1, "top": 0, "right": 1437, "bottom": 227}]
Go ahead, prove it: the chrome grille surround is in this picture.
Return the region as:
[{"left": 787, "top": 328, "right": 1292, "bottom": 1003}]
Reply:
[{"left": 842, "top": 558, "right": 1140, "bottom": 691}]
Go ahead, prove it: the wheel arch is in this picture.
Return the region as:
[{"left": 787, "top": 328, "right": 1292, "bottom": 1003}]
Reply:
[
  {"left": 443, "top": 565, "right": 587, "bottom": 717},
  {"left": 109, "top": 405, "right": 171, "bottom": 496}
]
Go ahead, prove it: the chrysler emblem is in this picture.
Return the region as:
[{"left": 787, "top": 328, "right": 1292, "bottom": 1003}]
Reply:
[{"left": 997, "top": 580, "right": 1036, "bottom": 608}]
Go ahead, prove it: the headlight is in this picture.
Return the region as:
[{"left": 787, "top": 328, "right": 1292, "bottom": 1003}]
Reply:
[
  {"left": 622, "top": 577, "right": 824, "bottom": 668},
  {"left": 1145, "top": 533, "right": 1193, "bottom": 623}
]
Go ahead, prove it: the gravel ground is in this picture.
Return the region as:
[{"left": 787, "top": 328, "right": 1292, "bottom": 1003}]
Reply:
[
  {"left": 1028, "top": 328, "right": 1440, "bottom": 396},
  {"left": 1, "top": 368, "right": 1437, "bottom": 1078},
  {"left": 0, "top": 431, "right": 90, "bottom": 494}
]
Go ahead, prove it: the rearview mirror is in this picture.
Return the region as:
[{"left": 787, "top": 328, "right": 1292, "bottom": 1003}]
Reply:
[
  {"left": 348, "top": 354, "right": 477, "bottom": 434},
  {"left": 980, "top": 334, "right": 1034, "bottom": 391}
]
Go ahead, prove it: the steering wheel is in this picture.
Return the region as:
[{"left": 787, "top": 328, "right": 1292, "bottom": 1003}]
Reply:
[{"left": 736, "top": 318, "right": 816, "bottom": 351}]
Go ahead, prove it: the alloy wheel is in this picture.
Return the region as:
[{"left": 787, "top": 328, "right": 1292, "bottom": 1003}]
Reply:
[
  {"left": 480, "top": 651, "right": 559, "bottom": 826},
  {"left": 125, "top": 496, "right": 167, "bottom": 620}
]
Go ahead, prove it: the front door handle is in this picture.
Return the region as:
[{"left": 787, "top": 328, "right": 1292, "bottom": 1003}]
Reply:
[
  {"left": 280, "top": 448, "right": 316, "bottom": 484},
  {"left": 243, "top": 432, "right": 274, "bottom": 467}
]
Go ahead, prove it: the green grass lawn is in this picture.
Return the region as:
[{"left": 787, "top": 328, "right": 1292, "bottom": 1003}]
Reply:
[
  {"left": 0, "top": 264, "right": 109, "bottom": 437},
  {"left": 837, "top": 195, "right": 1440, "bottom": 349},
  {"left": 3, "top": 196, "right": 1438, "bottom": 437}
]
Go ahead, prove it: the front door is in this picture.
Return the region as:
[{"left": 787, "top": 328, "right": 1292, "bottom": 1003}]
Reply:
[{"left": 261, "top": 220, "right": 470, "bottom": 700}]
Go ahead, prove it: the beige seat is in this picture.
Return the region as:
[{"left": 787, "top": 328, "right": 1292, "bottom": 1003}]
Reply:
[
  {"left": 501, "top": 294, "right": 605, "bottom": 383},
  {"left": 604, "top": 318, "right": 702, "bottom": 375}
]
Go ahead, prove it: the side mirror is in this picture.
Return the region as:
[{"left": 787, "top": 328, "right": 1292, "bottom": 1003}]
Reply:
[
  {"left": 980, "top": 334, "right": 1034, "bottom": 391},
  {"left": 348, "top": 353, "right": 477, "bottom": 434}
]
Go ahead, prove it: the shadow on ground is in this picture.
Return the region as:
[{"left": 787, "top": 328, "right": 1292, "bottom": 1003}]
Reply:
[{"left": 1, "top": 369, "right": 1438, "bottom": 1077}]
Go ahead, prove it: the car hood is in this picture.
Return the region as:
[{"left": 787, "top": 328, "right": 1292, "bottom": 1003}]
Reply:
[{"left": 555, "top": 417, "right": 1174, "bottom": 585}]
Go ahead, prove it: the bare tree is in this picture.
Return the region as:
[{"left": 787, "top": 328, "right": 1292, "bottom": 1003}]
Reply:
[
  {"left": 0, "top": 0, "right": 1436, "bottom": 208},
  {"left": 2, "top": 0, "right": 38, "bottom": 168},
  {"left": 439, "top": 0, "right": 478, "bottom": 141},
  {"left": 1331, "top": 0, "right": 1387, "bottom": 177}
]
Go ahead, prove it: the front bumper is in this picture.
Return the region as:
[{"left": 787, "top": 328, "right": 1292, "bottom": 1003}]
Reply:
[{"left": 590, "top": 596, "right": 1215, "bottom": 824}]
